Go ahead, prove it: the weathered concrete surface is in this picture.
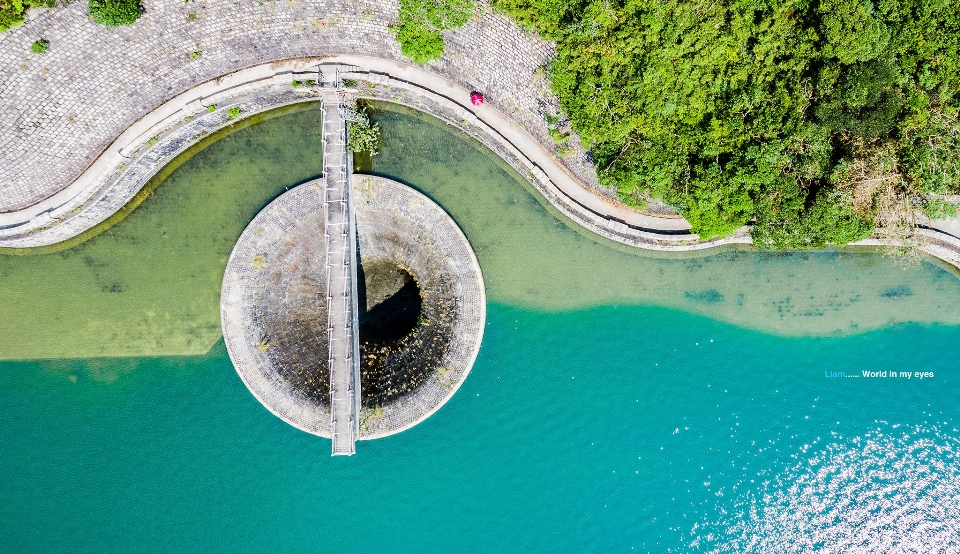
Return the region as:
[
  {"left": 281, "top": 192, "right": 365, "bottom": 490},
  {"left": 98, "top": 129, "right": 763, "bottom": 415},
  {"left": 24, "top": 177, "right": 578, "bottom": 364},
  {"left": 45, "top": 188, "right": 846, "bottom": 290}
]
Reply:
[
  {"left": 221, "top": 177, "right": 485, "bottom": 439},
  {"left": 353, "top": 177, "right": 485, "bottom": 438},
  {"left": 918, "top": 197, "right": 960, "bottom": 241},
  {"left": 221, "top": 182, "right": 332, "bottom": 436},
  {"left": 319, "top": 90, "right": 360, "bottom": 455}
]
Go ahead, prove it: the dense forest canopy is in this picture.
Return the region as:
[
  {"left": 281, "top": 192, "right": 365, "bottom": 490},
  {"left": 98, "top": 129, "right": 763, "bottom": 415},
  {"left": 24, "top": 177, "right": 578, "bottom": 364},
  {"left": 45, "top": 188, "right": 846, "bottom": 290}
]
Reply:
[{"left": 494, "top": 0, "right": 960, "bottom": 246}]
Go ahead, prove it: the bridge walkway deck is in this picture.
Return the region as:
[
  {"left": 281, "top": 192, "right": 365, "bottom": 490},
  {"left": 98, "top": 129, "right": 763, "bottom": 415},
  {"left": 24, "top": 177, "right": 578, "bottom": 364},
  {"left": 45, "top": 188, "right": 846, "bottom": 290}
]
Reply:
[{"left": 320, "top": 85, "right": 360, "bottom": 457}]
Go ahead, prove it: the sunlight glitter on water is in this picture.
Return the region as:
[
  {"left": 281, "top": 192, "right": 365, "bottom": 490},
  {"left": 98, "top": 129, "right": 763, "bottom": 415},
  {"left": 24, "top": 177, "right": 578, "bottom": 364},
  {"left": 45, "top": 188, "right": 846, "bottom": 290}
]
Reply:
[{"left": 692, "top": 424, "right": 960, "bottom": 553}]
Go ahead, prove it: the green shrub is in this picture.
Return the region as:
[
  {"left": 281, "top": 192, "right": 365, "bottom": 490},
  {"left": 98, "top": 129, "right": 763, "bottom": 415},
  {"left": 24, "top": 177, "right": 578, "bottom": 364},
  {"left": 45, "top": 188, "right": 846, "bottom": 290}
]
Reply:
[
  {"left": 30, "top": 38, "right": 48, "bottom": 54},
  {"left": 495, "top": 0, "right": 960, "bottom": 247},
  {"left": 2, "top": 0, "right": 54, "bottom": 32},
  {"left": 923, "top": 198, "right": 960, "bottom": 220},
  {"left": 207, "top": 104, "right": 216, "bottom": 112},
  {"left": 547, "top": 127, "right": 567, "bottom": 143},
  {"left": 291, "top": 80, "right": 303, "bottom": 88},
  {"left": 88, "top": 0, "right": 142, "bottom": 28},
  {"left": 189, "top": 50, "right": 202, "bottom": 59},
  {"left": 0, "top": 0, "right": 25, "bottom": 31},
  {"left": 544, "top": 112, "right": 568, "bottom": 143},
  {"left": 227, "top": 106, "right": 242, "bottom": 119},
  {"left": 347, "top": 104, "right": 381, "bottom": 155},
  {"left": 389, "top": 0, "right": 474, "bottom": 64}
]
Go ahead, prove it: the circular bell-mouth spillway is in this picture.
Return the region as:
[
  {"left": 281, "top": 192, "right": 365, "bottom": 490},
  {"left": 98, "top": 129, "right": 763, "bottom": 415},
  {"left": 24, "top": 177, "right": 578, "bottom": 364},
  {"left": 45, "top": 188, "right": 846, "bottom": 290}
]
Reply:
[{"left": 220, "top": 176, "right": 485, "bottom": 438}]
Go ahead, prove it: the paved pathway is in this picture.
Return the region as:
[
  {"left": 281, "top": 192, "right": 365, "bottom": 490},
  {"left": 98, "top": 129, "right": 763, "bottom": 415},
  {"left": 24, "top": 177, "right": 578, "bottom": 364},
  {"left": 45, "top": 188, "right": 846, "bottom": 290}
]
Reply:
[
  {"left": 319, "top": 84, "right": 360, "bottom": 456},
  {"left": 1, "top": 1, "right": 957, "bottom": 262},
  {"left": 0, "top": 0, "right": 594, "bottom": 212}
]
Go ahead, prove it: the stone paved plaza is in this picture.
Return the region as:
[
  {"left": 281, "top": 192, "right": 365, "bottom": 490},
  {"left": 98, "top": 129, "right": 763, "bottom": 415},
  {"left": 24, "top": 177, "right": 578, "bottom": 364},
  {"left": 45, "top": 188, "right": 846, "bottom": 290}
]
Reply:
[{"left": 0, "top": 0, "right": 582, "bottom": 212}]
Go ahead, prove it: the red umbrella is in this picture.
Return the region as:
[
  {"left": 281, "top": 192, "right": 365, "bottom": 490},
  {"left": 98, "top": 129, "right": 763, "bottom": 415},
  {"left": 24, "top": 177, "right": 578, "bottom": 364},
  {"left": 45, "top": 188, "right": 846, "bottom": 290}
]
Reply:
[{"left": 470, "top": 92, "right": 485, "bottom": 106}]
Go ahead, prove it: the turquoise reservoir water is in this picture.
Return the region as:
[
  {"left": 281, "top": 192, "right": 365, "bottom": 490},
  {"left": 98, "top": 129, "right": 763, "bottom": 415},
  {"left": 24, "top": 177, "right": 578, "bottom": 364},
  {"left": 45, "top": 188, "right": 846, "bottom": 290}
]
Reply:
[{"left": 2, "top": 103, "right": 959, "bottom": 552}]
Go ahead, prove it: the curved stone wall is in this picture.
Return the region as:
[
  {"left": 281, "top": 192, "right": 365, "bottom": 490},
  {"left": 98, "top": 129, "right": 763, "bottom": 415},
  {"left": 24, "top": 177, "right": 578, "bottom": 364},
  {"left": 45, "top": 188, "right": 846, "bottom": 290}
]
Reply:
[
  {"left": 220, "top": 182, "right": 331, "bottom": 435},
  {"left": 221, "top": 176, "right": 485, "bottom": 438},
  {"left": 0, "top": 57, "right": 698, "bottom": 250},
  {"left": 1, "top": 2, "right": 958, "bottom": 267},
  {"left": 0, "top": 0, "right": 585, "bottom": 216}
]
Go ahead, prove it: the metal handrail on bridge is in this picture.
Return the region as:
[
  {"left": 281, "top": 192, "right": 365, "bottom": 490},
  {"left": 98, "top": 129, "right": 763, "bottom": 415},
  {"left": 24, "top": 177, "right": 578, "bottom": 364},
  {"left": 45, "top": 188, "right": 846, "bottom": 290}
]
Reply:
[{"left": 319, "top": 82, "right": 361, "bottom": 456}]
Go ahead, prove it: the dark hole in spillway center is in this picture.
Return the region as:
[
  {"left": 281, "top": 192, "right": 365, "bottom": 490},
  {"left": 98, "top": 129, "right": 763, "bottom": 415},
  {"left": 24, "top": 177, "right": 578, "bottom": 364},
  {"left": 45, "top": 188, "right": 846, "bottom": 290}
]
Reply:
[
  {"left": 357, "top": 258, "right": 450, "bottom": 408},
  {"left": 357, "top": 259, "right": 422, "bottom": 343}
]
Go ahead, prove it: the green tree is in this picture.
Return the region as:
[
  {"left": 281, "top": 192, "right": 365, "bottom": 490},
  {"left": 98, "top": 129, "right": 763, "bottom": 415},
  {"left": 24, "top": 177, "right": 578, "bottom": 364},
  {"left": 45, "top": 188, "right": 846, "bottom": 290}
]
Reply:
[
  {"left": 494, "top": 0, "right": 960, "bottom": 246},
  {"left": 1, "top": 0, "right": 53, "bottom": 32},
  {"left": 88, "top": 0, "right": 142, "bottom": 28},
  {"left": 347, "top": 103, "right": 382, "bottom": 155},
  {"left": 348, "top": 116, "right": 381, "bottom": 156},
  {"left": 390, "top": 0, "right": 474, "bottom": 64}
]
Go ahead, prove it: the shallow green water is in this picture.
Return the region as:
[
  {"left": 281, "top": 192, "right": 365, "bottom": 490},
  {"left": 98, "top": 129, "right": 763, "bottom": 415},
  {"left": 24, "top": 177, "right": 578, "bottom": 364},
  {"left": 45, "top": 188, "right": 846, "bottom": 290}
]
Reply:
[
  {"left": 1, "top": 102, "right": 959, "bottom": 551},
  {"left": 0, "top": 103, "right": 323, "bottom": 359}
]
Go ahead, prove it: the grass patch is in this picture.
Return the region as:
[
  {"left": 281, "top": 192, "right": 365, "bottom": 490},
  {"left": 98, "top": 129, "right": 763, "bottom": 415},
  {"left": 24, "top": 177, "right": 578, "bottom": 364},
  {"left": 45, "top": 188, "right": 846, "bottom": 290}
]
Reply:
[{"left": 30, "top": 39, "right": 49, "bottom": 54}]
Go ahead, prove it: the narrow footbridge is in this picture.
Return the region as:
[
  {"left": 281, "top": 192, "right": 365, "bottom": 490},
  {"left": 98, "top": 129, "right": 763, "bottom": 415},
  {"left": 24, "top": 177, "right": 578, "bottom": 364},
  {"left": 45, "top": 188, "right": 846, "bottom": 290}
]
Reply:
[{"left": 318, "top": 66, "right": 361, "bottom": 456}]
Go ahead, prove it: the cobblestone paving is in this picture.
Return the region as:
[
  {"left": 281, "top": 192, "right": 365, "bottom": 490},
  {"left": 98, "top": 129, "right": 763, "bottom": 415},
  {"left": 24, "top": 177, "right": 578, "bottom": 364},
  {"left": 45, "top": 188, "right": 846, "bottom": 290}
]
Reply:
[{"left": 0, "top": 0, "right": 594, "bottom": 213}]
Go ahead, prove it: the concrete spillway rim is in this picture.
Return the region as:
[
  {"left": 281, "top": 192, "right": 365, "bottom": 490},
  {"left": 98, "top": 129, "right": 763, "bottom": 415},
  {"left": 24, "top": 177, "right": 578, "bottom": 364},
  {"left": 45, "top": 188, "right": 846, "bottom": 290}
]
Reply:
[
  {"left": 219, "top": 182, "right": 328, "bottom": 437},
  {"left": 220, "top": 176, "right": 487, "bottom": 440},
  {"left": 356, "top": 176, "right": 487, "bottom": 440}
]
